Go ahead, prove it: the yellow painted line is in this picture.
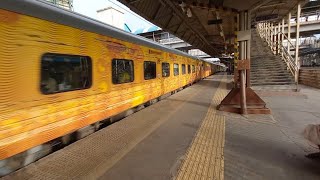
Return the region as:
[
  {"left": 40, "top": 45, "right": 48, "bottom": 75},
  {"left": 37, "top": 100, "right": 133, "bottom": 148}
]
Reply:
[{"left": 176, "top": 76, "right": 228, "bottom": 180}]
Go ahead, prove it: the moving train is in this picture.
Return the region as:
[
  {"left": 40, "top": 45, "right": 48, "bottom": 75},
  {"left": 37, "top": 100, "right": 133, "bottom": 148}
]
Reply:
[{"left": 0, "top": 0, "right": 219, "bottom": 175}]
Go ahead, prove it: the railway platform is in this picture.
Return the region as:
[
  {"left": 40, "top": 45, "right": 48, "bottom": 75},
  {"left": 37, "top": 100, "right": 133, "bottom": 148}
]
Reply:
[{"left": 3, "top": 74, "right": 320, "bottom": 180}]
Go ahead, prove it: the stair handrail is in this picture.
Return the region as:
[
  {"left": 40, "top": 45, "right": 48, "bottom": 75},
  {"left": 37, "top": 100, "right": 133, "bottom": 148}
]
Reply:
[
  {"left": 256, "top": 27, "right": 299, "bottom": 83},
  {"left": 280, "top": 42, "right": 298, "bottom": 77},
  {"left": 281, "top": 33, "right": 295, "bottom": 49},
  {"left": 277, "top": 31, "right": 299, "bottom": 78}
]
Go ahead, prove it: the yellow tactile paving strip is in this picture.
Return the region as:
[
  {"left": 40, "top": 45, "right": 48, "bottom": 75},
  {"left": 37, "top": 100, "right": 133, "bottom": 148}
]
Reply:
[{"left": 176, "top": 75, "right": 228, "bottom": 180}]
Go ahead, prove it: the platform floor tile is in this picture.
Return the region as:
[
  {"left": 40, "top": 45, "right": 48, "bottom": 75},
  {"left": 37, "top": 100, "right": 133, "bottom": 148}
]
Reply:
[{"left": 176, "top": 76, "right": 228, "bottom": 180}]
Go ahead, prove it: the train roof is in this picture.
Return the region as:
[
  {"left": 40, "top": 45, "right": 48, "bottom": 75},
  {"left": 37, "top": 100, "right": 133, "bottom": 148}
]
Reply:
[{"left": 0, "top": 0, "right": 204, "bottom": 62}]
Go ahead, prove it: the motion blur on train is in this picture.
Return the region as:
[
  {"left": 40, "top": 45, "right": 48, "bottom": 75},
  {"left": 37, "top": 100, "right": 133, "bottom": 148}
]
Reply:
[{"left": 0, "top": 0, "right": 222, "bottom": 176}]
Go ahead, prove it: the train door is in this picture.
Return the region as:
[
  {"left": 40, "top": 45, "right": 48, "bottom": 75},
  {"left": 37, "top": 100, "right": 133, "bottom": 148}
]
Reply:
[{"left": 200, "top": 63, "right": 204, "bottom": 78}]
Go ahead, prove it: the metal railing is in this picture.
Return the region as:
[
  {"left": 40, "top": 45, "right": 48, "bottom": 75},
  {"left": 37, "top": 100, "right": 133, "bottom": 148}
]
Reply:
[
  {"left": 280, "top": 40, "right": 299, "bottom": 78},
  {"left": 46, "top": 0, "right": 73, "bottom": 10},
  {"left": 256, "top": 24, "right": 299, "bottom": 84},
  {"left": 158, "top": 37, "right": 184, "bottom": 44}
]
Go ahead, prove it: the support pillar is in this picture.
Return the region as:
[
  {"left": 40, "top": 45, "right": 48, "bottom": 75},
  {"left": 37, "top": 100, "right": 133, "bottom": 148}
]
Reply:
[
  {"left": 263, "top": 23, "right": 266, "bottom": 39},
  {"left": 246, "top": 11, "right": 251, "bottom": 88},
  {"left": 274, "top": 24, "right": 277, "bottom": 54},
  {"left": 269, "top": 22, "right": 271, "bottom": 44},
  {"left": 278, "top": 23, "right": 281, "bottom": 55},
  {"left": 266, "top": 23, "right": 269, "bottom": 45},
  {"left": 217, "top": 10, "right": 270, "bottom": 115},
  {"left": 268, "top": 22, "right": 271, "bottom": 45},
  {"left": 281, "top": 18, "right": 285, "bottom": 59},
  {"left": 295, "top": 3, "right": 301, "bottom": 83},
  {"left": 270, "top": 23, "right": 275, "bottom": 51},
  {"left": 239, "top": 11, "right": 247, "bottom": 114},
  {"left": 263, "top": 23, "right": 267, "bottom": 39},
  {"left": 288, "top": 12, "right": 291, "bottom": 55}
]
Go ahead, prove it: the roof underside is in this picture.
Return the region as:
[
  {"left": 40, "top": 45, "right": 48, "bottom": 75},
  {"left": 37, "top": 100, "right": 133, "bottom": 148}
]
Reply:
[{"left": 118, "top": 0, "right": 310, "bottom": 57}]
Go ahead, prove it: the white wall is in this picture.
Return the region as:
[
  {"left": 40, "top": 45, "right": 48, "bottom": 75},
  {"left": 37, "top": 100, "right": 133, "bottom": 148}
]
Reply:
[{"left": 97, "top": 7, "right": 124, "bottom": 30}]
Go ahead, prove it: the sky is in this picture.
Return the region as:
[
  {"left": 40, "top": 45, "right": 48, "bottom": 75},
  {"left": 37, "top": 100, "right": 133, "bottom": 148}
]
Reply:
[{"left": 73, "top": 0, "right": 156, "bottom": 32}]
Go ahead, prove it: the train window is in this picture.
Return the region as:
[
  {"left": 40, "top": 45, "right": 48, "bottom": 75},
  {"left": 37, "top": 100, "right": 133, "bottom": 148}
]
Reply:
[
  {"left": 182, "top": 64, "right": 186, "bottom": 75},
  {"left": 162, "top": 62, "right": 170, "bottom": 77},
  {"left": 188, "top": 65, "right": 191, "bottom": 74},
  {"left": 41, "top": 53, "right": 92, "bottom": 94},
  {"left": 174, "top": 63, "right": 179, "bottom": 76},
  {"left": 112, "top": 59, "right": 134, "bottom": 84},
  {"left": 144, "top": 61, "right": 156, "bottom": 80},
  {"left": 192, "top": 65, "right": 195, "bottom": 73}
]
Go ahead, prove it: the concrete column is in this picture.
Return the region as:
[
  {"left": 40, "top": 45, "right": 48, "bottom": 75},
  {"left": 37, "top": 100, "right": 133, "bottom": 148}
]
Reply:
[
  {"left": 295, "top": 3, "right": 301, "bottom": 83},
  {"left": 288, "top": 12, "right": 291, "bottom": 55}
]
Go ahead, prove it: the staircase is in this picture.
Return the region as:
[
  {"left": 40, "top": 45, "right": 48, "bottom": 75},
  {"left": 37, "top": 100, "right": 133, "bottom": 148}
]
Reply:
[{"left": 250, "top": 30, "right": 297, "bottom": 91}]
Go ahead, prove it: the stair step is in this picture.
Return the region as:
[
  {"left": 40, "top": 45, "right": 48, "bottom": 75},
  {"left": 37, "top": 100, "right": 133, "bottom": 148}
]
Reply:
[
  {"left": 251, "top": 67, "right": 287, "bottom": 70},
  {"left": 249, "top": 30, "right": 298, "bottom": 91},
  {"left": 251, "top": 70, "right": 290, "bottom": 72},
  {"left": 251, "top": 60, "right": 284, "bottom": 63},
  {"left": 251, "top": 73, "right": 292, "bottom": 78},
  {"left": 251, "top": 77, "right": 293, "bottom": 80},
  {"left": 251, "top": 82, "right": 294, "bottom": 86},
  {"left": 252, "top": 76, "right": 293, "bottom": 79},
  {"left": 251, "top": 62, "right": 286, "bottom": 64},
  {"left": 251, "top": 78, "right": 294, "bottom": 81},
  {"left": 251, "top": 85, "right": 298, "bottom": 92},
  {"left": 251, "top": 62, "right": 284, "bottom": 64},
  {"left": 251, "top": 68, "right": 289, "bottom": 70},
  {"left": 251, "top": 62, "right": 283, "bottom": 65},
  {"left": 250, "top": 31, "right": 296, "bottom": 90},
  {"left": 251, "top": 80, "right": 294, "bottom": 84},
  {"left": 251, "top": 67, "right": 287, "bottom": 69}
]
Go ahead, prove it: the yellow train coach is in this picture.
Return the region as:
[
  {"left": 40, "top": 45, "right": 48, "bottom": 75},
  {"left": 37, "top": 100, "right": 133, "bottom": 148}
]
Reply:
[{"left": 0, "top": 0, "right": 217, "bottom": 175}]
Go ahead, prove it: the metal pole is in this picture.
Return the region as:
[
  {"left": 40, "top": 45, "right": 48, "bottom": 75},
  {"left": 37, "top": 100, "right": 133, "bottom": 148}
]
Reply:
[
  {"left": 268, "top": 22, "right": 271, "bottom": 46},
  {"left": 264, "top": 23, "right": 266, "bottom": 40},
  {"left": 266, "top": 23, "right": 268, "bottom": 44},
  {"left": 239, "top": 11, "right": 247, "bottom": 115},
  {"left": 274, "top": 24, "right": 277, "bottom": 54},
  {"left": 288, "top": 12, "right": 291, "bottom": 55},
  {"left": 295, "top": 3, "right": 301, "bottom": 83},
  {"left": 271, "top": 23, "right": 274, "bottom": 52},
  {"left": 278, "top": 23, "right": 281, "bottom": 55},
  {"left": 266, "top": 22, "right": 268, "bottom": 41},
  {"left": 265, "top": 22, "right": 267, "bottom": 40},
  {"left": 282, "top": 18, "right": 285, "bottom": 59},
  {"left": 274, "top": 23, "right": 276, "bottom": 54},
  {"left": 263, "top": 23, "right": 265, "bottom": 39},
  {"left": 265, "top": 22, "right": 267, "bottom": 39},
  {"left": 262, "top": 23, "right": 264, "bottom": 39},
  {"left": 246, "top": 11, "right": 251, "bottom": 88}
]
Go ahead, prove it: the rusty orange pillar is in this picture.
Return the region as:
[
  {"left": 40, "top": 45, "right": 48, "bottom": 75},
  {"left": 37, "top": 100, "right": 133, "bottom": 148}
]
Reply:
[{"left": 217, "top": 11, "right": 270, "bottom": 115}]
